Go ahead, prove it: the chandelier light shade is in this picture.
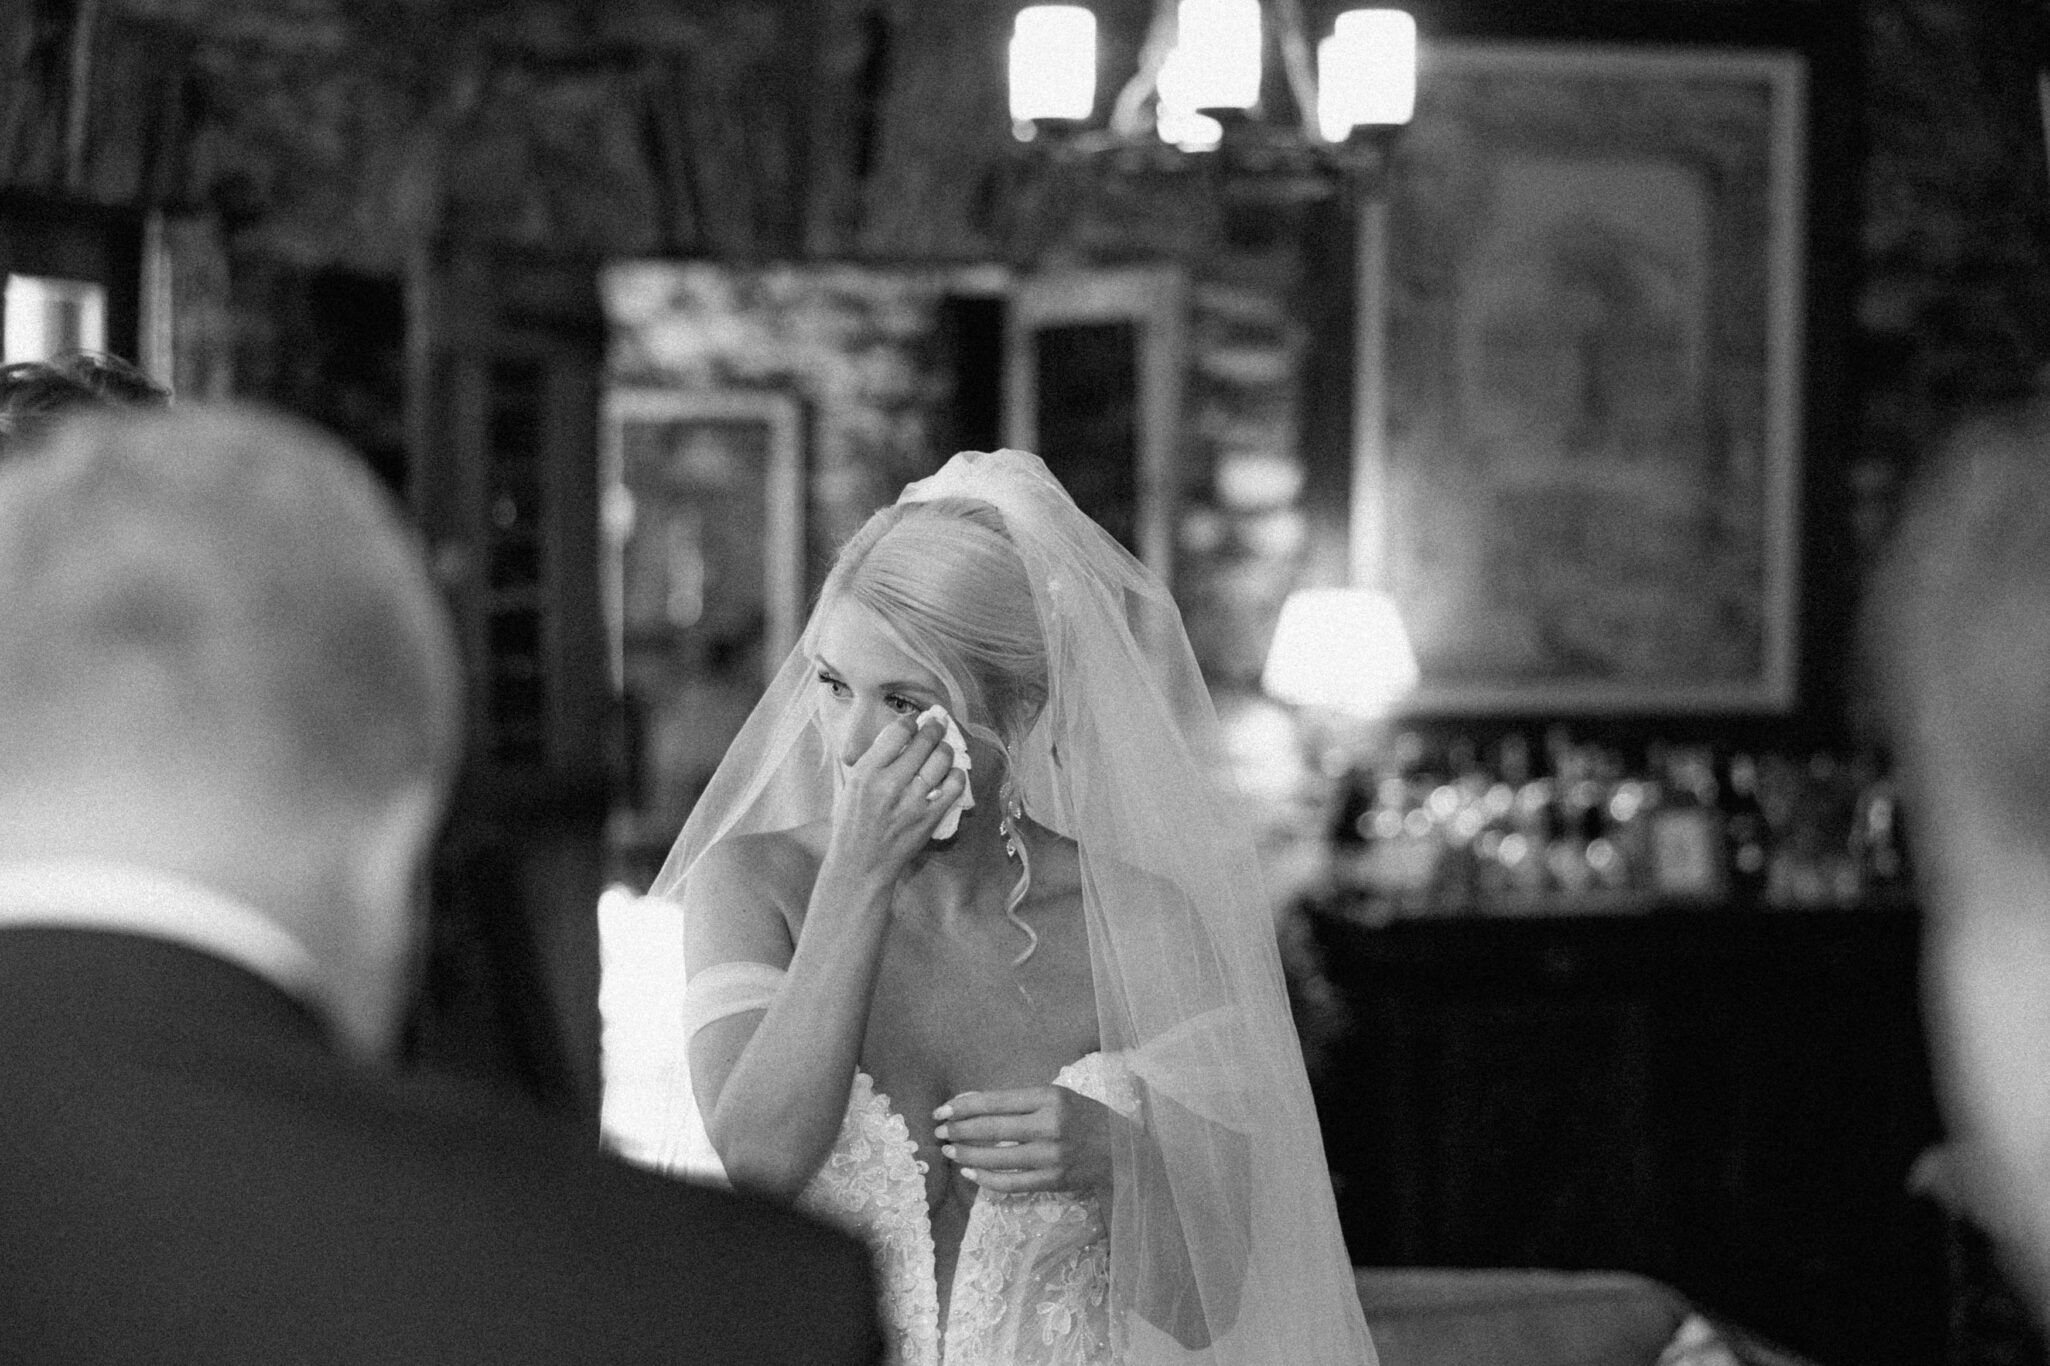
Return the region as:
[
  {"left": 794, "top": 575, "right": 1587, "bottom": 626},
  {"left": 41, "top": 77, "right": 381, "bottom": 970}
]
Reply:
[
  {"left": 1262, "top": 587, "right": 1420, "bottom": 717},
  {"left": 996, "top": 0, "right": 1416, "bottom": 257},
  {"left": 1318, "top": 9, "right": 1418, "bottom": 139},
  {"left": 1168, "top": 0, "right": 1264, "bottom": 113},
  {"left": 1005, "top": 1, "right": 1416, "bottom": 151},
  {"left": 1009, "top": 6, "right": 1098, "bottom": 124}
]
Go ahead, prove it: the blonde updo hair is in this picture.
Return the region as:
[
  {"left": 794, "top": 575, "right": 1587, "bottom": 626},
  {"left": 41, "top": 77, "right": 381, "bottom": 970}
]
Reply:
[{"left": 813, "top": 496, "right": 1049, "bottom": 761}]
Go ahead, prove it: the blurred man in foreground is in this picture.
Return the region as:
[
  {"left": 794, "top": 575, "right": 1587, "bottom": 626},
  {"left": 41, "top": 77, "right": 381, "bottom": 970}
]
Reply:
[
  {"left": 1871, "top": 395, "right": 2050, "bottom": 1323},
  {"left": 0, "top": 406, "right": 882, "bottom": 1364}
]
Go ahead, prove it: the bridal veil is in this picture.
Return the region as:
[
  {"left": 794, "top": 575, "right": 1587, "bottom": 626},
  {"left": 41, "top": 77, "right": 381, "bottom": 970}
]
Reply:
[{"left": 640, "top": 449, "right": 1376, "bottom": 1365}]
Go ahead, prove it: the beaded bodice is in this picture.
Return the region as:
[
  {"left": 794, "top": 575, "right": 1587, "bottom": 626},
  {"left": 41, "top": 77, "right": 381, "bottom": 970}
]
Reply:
[{"left": 798, "top": 1054, "right": 1137, "bottom": 1366}]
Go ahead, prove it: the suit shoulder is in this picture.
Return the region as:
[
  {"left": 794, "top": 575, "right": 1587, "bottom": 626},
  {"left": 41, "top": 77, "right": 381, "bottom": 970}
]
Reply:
[
  {"left": 568, "top": 1153, "right": 884, "bottom": 1353},
  {"left": 374, "top": 1082, "right": 880, "bottom": 1334}
]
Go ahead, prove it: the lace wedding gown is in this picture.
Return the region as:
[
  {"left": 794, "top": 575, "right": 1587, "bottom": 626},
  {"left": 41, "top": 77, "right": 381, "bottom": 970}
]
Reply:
[
  {"left": 604, "top": 444, "right": 1386, "bottom": 1366},
  {"left": 598, "top": 921, "right": 1140, "bottom": 1366},
  {"left": 810, "top": 1055, "right": 1137, "bottom": 1366}
]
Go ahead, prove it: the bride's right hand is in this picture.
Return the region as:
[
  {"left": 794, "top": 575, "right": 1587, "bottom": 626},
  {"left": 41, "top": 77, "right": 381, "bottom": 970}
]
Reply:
[{"left": 825, "top": 715, "right": 965, "bottom": 884}]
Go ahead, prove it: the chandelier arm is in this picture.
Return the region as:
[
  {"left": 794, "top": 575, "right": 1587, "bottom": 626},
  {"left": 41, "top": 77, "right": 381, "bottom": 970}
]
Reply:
[
  {"left": 1271, "top": 0, "right": 1322, "bottom": 136},
  {"left": 1109, "top": 0, "right": 1179, "bottom": 138}
]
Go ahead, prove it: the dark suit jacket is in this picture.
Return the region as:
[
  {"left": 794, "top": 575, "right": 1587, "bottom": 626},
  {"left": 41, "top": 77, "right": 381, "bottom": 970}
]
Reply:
[{"left": 0, "top": 926, "right": 883, "bottom": 1365}]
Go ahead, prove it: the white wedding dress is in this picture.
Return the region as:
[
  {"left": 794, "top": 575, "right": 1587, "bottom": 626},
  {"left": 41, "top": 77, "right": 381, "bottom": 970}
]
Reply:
[
  {"left": 609, "top": 451, "right": 1384, "bottom": 1366},
  {"left": 599, "top": 897, "right": 1140, "bottom": 1366},
  {"left": 807, "top": 1054, "right": 1137, "bottom": 1366}
]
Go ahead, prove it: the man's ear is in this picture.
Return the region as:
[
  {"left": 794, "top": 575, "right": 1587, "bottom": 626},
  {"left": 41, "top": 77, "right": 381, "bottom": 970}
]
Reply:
[
  {"left": 357, "top": 781, "right": 441, "bottom": 902},
  {"left": 331, "top": 781, "right": 443, "bottom": 1059}
]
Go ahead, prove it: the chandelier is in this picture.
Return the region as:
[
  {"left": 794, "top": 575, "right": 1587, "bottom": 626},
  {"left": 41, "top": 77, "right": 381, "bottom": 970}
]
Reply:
[{"left": 1005, "top": 0, "right": 1416, "bottom": 194}]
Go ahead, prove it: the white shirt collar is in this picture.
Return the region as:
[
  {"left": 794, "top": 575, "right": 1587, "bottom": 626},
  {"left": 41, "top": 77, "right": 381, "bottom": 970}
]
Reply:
[{"left": 0, "top": 858, "right": 321, "bottom": 1001}]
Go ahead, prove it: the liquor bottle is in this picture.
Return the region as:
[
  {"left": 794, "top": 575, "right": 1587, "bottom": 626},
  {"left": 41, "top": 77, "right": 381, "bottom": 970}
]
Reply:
[
  {"left": 1580, "top": 746, "right": 1629, "bottom": 893},
  {"left": 1649, "top": 745, "right": 1726, "bottom": 900},
  {"left": 1720, "top": 751, "right": 1770, "bottom": 906},
  {"left": 1429, "top": 737, "right": 1489, "bottom": 911},
  {"left": 1470, "top": 734, "right": 1523, "bottom": 910},
  {"left": 1543, "top": 729, "right": 1595, "bottom": 899},
  {"left": 1849, "top": 755, "right": 1911, "bottom": 898},
  {"left": 1606, "top": 744, "right": 1660, "bottom": 895},
  {"left": 1361, "top": 734, "right": 1441, "bottom": 911},
  {"left": 1506, "top": 732, "right": 1556, "bottom": 903}
]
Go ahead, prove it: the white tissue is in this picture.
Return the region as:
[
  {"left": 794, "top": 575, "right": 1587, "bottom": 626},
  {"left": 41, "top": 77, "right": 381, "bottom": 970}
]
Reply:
[{"left": 916, "top": 704, "right": 975, "bottom": 839}]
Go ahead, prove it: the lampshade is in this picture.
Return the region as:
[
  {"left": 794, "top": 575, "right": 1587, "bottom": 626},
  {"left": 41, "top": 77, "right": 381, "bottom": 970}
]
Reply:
[
  {"left": 1009, "top": 6, "right": 1098, "bottom": 123},
  {"left": 1261, "top": 587, "right": 1419, "bottom": 716},
  {"left": 1169, "top": 0, "right": 1263, "bottom": 112},
  {"left": 1316, "top": 9, "right": 1417, "bottom": 139},
  {"left": 1154, "top": 47, "right": 1226, "bottom": 150}
]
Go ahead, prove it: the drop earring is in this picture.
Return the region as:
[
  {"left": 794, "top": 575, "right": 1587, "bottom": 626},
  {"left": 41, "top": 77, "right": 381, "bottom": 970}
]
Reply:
[
  {"left": 1000, "top": 781, "right": 1023, "bottom": 860},
  {"left": 997, "top": 770, "right": 1039, "bottom": 968}
]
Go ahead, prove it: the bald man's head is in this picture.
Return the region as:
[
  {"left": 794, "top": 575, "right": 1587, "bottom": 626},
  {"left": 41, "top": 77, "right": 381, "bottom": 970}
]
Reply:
[
  {"left": 0, "top": 405, "right": 459, "bottom": 807},
  {"left": 0, "top": 405, "right": 463, "bottom": 1053}
]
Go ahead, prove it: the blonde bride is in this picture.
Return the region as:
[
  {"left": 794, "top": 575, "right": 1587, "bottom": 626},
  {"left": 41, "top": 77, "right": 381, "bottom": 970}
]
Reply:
[{"left": 605, "top": 450, "right": 1375, "bottom": 1366}]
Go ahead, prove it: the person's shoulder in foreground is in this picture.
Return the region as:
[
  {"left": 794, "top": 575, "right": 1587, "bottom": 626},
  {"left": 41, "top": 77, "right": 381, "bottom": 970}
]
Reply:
[
  {"left": 0, "top": 913, "right": 883, "bottom": 1366},
  {"left": 0, "top": 403, "right": 881, "bottom": 1365},
  {"left": 394, "top": 1067, "right": 887, "bottom": 1366},
  {"left": 1868, "top": 388, "right": 2050, "bottom": 1323}
]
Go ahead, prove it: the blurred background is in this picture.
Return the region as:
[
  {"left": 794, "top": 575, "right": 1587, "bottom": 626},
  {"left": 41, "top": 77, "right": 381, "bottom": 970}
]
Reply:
[{"left": 4, "top": 1, "right": 2047, "bottom": 1361}]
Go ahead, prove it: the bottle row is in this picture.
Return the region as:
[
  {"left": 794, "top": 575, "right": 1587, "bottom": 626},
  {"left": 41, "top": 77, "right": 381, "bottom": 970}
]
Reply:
[{"left": 1329, "top": 729, "right": 1911, "bottom": 917}]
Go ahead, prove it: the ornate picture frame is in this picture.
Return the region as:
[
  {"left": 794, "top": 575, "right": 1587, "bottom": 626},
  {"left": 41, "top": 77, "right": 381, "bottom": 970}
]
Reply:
[{"left": 1358, "top": 42, "right": 1807, "bottom": 714}]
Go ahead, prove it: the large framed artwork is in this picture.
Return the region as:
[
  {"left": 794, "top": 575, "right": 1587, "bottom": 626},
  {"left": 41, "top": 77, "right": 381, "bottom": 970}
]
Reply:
[
  {"left": 601, "top": 387, "right": 805, "bottom": 831},
  {"left": 1359, "top": 42, "right": 1806, "bottom": 713}
]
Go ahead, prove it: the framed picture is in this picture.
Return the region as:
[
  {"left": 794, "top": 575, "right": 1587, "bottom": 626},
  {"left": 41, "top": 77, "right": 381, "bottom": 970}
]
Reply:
[
  {"left": 1005, "top": 266, "right": 1186, "bottom": 581},
  {"left": 601, "top": 386, "right": 805, "bottom": 825},
  {"left": 1358, "top": 42, "right": 1806, "bottom": 713}
]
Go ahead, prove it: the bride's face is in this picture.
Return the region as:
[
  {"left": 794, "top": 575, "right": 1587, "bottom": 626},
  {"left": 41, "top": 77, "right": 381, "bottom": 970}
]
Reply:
[{"left": 812, "top": 599, "right": 1000, "bottom": 785}]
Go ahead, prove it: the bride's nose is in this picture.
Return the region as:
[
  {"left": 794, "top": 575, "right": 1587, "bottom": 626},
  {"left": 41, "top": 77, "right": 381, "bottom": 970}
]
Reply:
[{"left": 836, "top": 703, "right": 890, "bottom": 768}]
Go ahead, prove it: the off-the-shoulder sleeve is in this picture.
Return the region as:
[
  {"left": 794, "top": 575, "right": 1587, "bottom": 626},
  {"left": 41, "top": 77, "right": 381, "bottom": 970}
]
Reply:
[
  {"left": 1055, "top": 1051, "right": 1143, "bottom": 1121},
  {"left": 1124, "top": 1005, "right": 1252, "bottom": 1131},
  {"left": 599, "top": 889, "right": 788, "bottom": 1183},
  {"left": 682, "top": 958, "right": 787, "bottom": 1040}
]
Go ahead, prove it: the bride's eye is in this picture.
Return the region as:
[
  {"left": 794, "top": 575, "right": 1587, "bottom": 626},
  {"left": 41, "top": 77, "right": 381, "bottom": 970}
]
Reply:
[
  {"left": 886, "top": 694, "right": 922, "bottom": 715},
  {"left": 817, "top": 670, "right": 850, "bottom": 698}
]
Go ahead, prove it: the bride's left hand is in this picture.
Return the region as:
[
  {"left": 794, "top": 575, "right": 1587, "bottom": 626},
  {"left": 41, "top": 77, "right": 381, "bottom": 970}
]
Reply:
[{"left": 934, "top": 1086, "right": 1112, "bottom": 1195}]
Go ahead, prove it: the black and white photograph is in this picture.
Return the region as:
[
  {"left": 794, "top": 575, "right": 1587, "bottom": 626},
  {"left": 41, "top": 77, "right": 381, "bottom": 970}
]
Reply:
[{"left": 0, "top": 2, "right": 2045, "bottom": 1365}]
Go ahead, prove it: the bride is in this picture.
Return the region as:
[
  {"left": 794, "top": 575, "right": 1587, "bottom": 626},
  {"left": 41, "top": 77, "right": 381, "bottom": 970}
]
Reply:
[{"left": 616, "top": 450, "right": 1375, "bottom": 1366}]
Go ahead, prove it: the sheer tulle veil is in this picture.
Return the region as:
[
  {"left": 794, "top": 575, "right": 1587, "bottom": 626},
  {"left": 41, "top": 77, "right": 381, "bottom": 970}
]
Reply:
[{"left": 648, "top": 450, "right": 1375, "bottom": 1365}]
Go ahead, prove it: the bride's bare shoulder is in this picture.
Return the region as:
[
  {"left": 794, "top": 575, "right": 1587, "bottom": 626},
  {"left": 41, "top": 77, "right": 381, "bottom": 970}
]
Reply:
[
  {"left": 686, "top": 820, "right": 833, "bottom": 907},
  {"left": 1019, "top": 821, "right": 1083, "bottom": 900},
  {"left": 1028, "top": 828, "right": 1162, "bottom": 899}
]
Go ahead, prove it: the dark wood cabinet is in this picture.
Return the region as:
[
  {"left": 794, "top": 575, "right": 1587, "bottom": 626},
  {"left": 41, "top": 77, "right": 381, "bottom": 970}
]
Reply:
[{"left": 1297, "top": 900, "right": 1946, "bottom": 1366}]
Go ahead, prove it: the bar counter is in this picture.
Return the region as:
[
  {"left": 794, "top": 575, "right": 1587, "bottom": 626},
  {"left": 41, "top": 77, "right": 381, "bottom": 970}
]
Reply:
[{"left": 1292, "top": 893, "right": 1940, "bottom": 1366}]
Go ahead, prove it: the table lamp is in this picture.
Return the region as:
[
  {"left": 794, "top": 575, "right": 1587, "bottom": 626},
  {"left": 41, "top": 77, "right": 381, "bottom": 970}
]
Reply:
[
  {"left": 1259, "top": 586, "right": 1419, "bottom": 894},
  {"left": 1261, "top": 586, "right": 1418, "bottom": 720}
]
